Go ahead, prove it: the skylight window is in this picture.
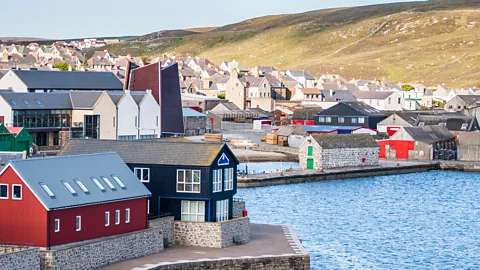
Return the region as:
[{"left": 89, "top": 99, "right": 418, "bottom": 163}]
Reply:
[
  {"left": 91, "top": 177, "right": 105, "bottom": 191},
  {"left": 35, "top": 99, "right": 42, "bottom": 105},
  {"left": 40, "top": 183, "right": 55, "bottom": 197},
  {"left": 9, "top": 99, "right": 17, "bottom": 106},
  {"left": 75, "top": 179, "right": 89, "bottom": 193},
  {"left": 111, "top": 175, "right": 125, "bottom": 188},
  {"left": 22, "top": 99, "right": 29, "bottom": 105},
  {"left": 101, "top": 176, "right": 116, "bottom": 190},
  {"left": 62, "top": 181, "right": 77, "bottom": 195}
]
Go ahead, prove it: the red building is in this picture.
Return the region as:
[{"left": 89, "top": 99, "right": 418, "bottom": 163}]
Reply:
[
  {"left": 377, "top": 140, "right": 414, "bottom": 159},
  {"left": 0, "top": 153, "right": 151, "bottom": 248}
]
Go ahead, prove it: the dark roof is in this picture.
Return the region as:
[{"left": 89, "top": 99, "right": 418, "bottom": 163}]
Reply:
[
  {"left": 321, "top": 90, "right": 356, "bottom": 102},
  {"left": 402, "top": 126, "right": 454, "bottom": 143},
  {"left": 107, "top": 92, "right": 124, "bottom": 105},
  {"left": 292, "top": 107, "right": 323, "bottom": 120},
  {"left": 0, "top": 92, "right": 72, "bottom": 109},
  {"left": 6, "top": 153, "right": 151, "bottom": 210},
  {"left": 58, "top": 140, "right": 239, "bottom": 166},
  {"left": 130, "top": 92, "right": 147, "bottom": 106},
  {"left": 248, "top": 108, "right": 269, "bottom": 118},
  {"left": 311, "top": 134, "right": 379, "bottom": 149},
  {"left": 456, "top": 95, "right": 480, "bottom": 105},
  {"left": 319, "top": 101, "right": 385, "bottom": 117},
  {"left": 69, "top": 91, "right": 103, "bottom": 109},
  {"left": 416, "top": 114, "right": 478, "bottom": 131},
  {"left": 12, "top": 70, "right": 123, "bottom": 90}
]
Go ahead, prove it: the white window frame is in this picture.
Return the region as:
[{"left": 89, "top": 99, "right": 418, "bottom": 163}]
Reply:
[
  {"left": 213, "top": 169, "right": 222, "bottom": 193},
  {"left": 115, "top": 210, "right": 120, "bottom": 225},
  {"left": 224, "top": 168, "right": 234, "bottom": 191},
  {"left": 134, "top": 168, "right": 150, "bottom": 183},
  {"left": 125, "top": 208, "right": 130, "bottom": 223},
  {"left": 325, "top": 116, "right": 332, "bottom": 123},
  {"left": 147, "top": 199, "right": 150, "bottom": 214},
  {"left": 105, "top": 211, "right": 110, "bottom": 227},
  {"left": 76, "top": 216, "right": 81, "bottom": 231},
  {"left": 358, "top": 117, "right": 365, "bottom": 124},
  {"left": 216, "top": 199, "right": 229, "bottom": 222},
  {"left": 54, "top": 219, "right": 60, "bottom": 233},
  {"left": 338, "top": 117, "right": 344, "bottom": 124},
  {"left": 351, "top": 117, "right": 358, "bottom": 124},
  {"left": 0, "top": 184, "right": 8, "bottom": 199},
  {"left": 12, "top": 184, "right": 22, "bottom": 200},
  {"left": 318, "top": 116, "right": 325, "bottom": 123},
  {"left": 181, "top": 200, "right": 205, "bottom": 222},
  {"left": 176, "top": 169, "right": 201, "bottom": 193}
]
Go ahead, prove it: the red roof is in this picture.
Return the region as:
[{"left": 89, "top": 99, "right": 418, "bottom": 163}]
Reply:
[{"left": 7, "top": 127, "right": 23, "bottom": 134}]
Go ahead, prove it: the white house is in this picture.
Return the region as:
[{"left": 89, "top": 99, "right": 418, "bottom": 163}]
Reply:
[
  {"left": 286, "top": 70, "right": 316, "bottom": 88},
  {"left": 397, "top": 91, "right": 422, "bottom": 110},
  {"left": 131, "top": 90, "right": 160, "bottom": 139},
  {"left": 109, "top": 90, "right": 139, "bottom": 140},
  {"left": 353, "top": 91, "right": 404, "bottom": 111}
]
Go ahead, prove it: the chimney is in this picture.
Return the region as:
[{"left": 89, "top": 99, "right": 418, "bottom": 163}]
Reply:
[
  {"left": 125, "top": 89, "right": 131, "bottom": 94},
  {"left": 146, "top": 89, "right": 152, "bottom": 94}
]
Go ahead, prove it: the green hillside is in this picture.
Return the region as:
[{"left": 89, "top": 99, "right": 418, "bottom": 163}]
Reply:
[{"left": 102, "top": 0, "right": 480, "bottom": 87}]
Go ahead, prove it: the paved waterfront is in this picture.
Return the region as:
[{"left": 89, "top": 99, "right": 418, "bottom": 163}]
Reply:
[{"left": 100, "top": 224, "right": 301, "bottom": 270}]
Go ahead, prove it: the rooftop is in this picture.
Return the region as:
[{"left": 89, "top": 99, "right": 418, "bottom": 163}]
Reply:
[{"left": 6, "top": 153, "right": 151, "bottom": 210}]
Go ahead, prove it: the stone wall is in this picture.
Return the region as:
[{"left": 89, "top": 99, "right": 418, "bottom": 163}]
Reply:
[
  {"left": 233, "top": 200, "right": 246, "bottom": 217},
  {"left": 149, "top": 216, "right": 175, "bottom": 247},
  {"left": 147, "top": 254, "right": 310, "bottom": 270},
  {"left": 41, "top": 227, "right": 163, "bottom": 270},
  {"left": 221, "top": 216, "right": 250, "bottom": 248},
  {"left": 174, "top": 217, "right": 250, "bottom": 248},
  {"left": 0, "top": 247, "right": 40, "bottom": 270},
  {"left": 322, "top": 147, "right": 379, "bottom": 169}
]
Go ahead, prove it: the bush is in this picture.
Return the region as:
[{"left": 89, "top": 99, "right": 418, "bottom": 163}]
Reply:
[
  {"left": 401, "top": 84, "right": 415, "bottom": 91},
  {"left": 218, "top": 93, "right": 225, "bottom": 99}
]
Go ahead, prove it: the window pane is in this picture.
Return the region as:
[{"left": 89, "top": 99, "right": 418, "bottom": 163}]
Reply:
[
  {"left": 193, "top": 183, "right": 200, "bottom": 192},
  {"left": 193, "top": 171, "right": 200, "bottom": 183},
  {"left": 177, "top": 170, "right": 185, "bottom": 183},
  {"left": 186, "top": 170, "right": 193, "bottom": 183},
  {"left": 13, "top": 185, "right": 21, "bottom": 199},
  {"left": 181, "top": 214, "right": 190, "bottom": 221},
  {"left": 177, "top": 183, "right": 185, "bottom": 192},
  {"left": 190, "top": 202, "right": 197, "bottom": 214},
  {"left": 182, "top": 201, "right": 189, "bottom": 213},
  {"left": 0, "top": 185, "right": 7, "bottom": 198},
  {"left": 142, "top": 169, "right": 149, "bottom": 181}
]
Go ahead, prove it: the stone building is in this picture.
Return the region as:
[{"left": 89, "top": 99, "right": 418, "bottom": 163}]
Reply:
[
  {"left": 182, "top": 108, "right": 208, "bottom": 136},
  {"left": 299, "top": 134, "right": 379, "bottom": 170}
]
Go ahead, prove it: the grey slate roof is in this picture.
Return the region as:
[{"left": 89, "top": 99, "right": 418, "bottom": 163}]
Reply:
[
  {"left": 58, "top": 140, "right": 239, "bottom": 166},
  {"left": 107, "top": 92, "right": 124, "bottom": 105},
  {"left": 321, "top": 90, "right": 356, "bottom": 102},
  {"left": 0, "top": 92, "right": 72, "bottom": 109},
  {"left": 11, "top": 70, "right": 123, "bottom": 90},
  {"left": 456, "top": 95, "right": 480, "bottom": 105},
  {"left": 7, "top": 153, "right": 151, "bottom": 210},
  {"left": 69, "top": 91, "right": 103, "bottom": 109},
  {"left": 342, "top": 101, "right": 386, "bottom": 116},
  {"left": 403, "top": 126, "right": 454, "bottom": 144},
  {"left": 130, "top": 92, "right": 147, "bottom": 106},
  {"left": 292, "top": 107, "right": 323, "bottom": 120},
  {"left": 311, "top": 134, "right": 379, "bottom": 149},
  {"left": 275, "top": 125, "right": 307, "bottom": 137},
  {"left": 287, "top": 70, "right": 315, "bottom": 80}
]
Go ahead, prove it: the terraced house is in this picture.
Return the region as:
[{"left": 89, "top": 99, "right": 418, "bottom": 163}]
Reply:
[{"left": 58, "top": 140, "right": 239, "bottom": 222}]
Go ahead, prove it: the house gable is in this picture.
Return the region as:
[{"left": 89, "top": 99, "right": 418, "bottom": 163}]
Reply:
[{"left": 318, "top": 103, "right": 366, "bottom": 117}]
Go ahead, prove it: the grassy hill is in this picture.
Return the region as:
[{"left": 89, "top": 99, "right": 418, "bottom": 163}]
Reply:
[{"left": 101, "top": 0, "right": 480, "bottom": 87}]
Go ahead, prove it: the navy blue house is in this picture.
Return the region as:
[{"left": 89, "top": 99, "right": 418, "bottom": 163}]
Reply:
[
  {"left": 314, "top": 101, "right": 387, "bottom": 130},
  {"left": 59, "top": 140, "right": 239, "bottom": 222}
]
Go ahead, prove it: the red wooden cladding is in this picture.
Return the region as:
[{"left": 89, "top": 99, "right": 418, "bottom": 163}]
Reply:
[
  {"left": 0, "top": 167, "right": 48, "bottom": 247},
  {"left": 0, "top": 166, "right": 148, "bottom": 248},
  {"left": 50, "top": 198, "right": 147, "bottom": 247},
  {"left": 129, "top": 63, "right": 160, "bottom": 103}
]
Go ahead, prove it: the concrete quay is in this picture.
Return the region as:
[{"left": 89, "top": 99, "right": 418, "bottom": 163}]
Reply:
[{"left": 238, "top": 160, "right": 440, "bottom": 188}]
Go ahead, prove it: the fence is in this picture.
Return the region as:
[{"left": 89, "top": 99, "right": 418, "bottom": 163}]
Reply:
[{"left": 221, "top": 121, "right": 254, "bottom": 131}]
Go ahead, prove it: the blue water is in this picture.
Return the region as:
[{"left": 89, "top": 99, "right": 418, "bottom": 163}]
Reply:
[
  {"left": 238, "top": 162, "right": 299, "bottom": 174},
  {"left": 237, "top": 171, "right": 480, "bottom": 269}
]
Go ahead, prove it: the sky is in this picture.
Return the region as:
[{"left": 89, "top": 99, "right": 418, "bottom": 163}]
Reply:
[{"left": 3, "top": 0, "right": 423, "bottom": 39}]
